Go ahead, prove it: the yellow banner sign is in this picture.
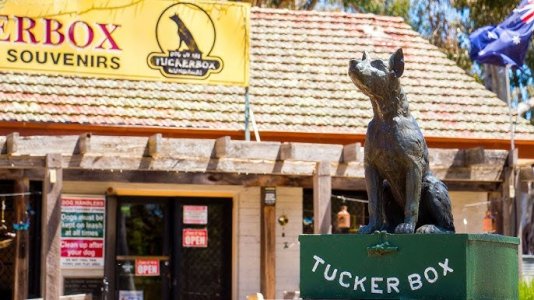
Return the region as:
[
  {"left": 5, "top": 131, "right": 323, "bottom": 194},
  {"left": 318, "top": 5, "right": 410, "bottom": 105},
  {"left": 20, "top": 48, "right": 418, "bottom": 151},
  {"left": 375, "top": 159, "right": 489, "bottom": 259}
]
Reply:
[{"left": 0, "top": 0, "right": 250, "bottom": 86}]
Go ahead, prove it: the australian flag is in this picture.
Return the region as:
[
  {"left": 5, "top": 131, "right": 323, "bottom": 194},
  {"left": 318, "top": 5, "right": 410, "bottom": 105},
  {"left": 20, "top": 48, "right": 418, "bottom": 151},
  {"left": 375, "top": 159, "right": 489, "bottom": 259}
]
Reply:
[{"left": 469, "top": 0, "right": 534, "bottom": 67}]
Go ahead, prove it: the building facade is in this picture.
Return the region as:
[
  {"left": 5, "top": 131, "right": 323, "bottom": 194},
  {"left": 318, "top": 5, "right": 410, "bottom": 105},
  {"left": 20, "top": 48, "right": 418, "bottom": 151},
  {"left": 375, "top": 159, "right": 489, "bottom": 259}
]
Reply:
[{"left": 0, "top": 4, "right": 533, "bottom": 300}]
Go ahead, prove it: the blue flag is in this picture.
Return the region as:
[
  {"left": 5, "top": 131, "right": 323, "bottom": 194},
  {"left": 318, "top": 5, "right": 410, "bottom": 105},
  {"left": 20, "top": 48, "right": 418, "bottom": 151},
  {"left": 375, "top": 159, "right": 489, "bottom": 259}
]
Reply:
[{"left": 469, "top": 0, "right": 534, "bottom": 67}]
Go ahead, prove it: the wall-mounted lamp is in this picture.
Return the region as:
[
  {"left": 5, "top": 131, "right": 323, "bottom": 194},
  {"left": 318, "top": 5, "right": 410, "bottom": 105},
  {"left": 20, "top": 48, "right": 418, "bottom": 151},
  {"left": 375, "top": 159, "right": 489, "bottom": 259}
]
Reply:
[{"left": 262, "top": 187, "right": 276, "bottom": 206}]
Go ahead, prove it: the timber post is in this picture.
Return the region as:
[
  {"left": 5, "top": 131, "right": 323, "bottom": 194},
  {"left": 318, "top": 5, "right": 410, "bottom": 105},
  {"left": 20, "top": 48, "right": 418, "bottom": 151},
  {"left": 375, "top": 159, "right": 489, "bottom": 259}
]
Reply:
[
  {"left": 313, "top": 161, "right": 331, "bottom": 234},
  {"left": 260, "top": 187, "right": 276, "bottom": 299},
  {"left": 503, "top": 149, "right": 518, "bottom": 236},
  {"left": 13, "top": 176, "right": 29, "bottom": 300},
  {"left": 41, "top": 154, "right": 63, "bottom": 300}
]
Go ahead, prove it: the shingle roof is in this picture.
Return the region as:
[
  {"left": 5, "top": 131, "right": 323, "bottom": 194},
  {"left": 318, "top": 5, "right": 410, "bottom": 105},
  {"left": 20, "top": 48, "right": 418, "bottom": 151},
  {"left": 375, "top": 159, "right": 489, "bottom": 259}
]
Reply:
[{"left": 0, "top": 8, "right": 533, "bottom": 142}]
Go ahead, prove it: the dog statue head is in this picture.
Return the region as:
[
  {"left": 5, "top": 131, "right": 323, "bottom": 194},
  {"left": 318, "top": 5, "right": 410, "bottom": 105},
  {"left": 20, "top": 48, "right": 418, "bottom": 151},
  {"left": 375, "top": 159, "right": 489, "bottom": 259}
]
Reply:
[{"left": 348, "top": 48, "right": 404, "bottom": 101}]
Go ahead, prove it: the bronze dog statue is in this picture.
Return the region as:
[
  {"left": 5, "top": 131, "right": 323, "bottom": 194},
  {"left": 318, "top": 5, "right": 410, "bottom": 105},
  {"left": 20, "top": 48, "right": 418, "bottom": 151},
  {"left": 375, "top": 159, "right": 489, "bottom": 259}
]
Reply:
[{"left": 349, "top": 48, "right": 455, "bottom": 234}]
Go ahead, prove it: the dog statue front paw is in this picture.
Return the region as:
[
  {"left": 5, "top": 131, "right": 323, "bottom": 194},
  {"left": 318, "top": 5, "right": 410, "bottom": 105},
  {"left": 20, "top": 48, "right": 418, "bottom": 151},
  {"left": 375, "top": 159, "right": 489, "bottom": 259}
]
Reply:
[
  {"left": 358, "top": 223, "right": 380, "bottom": 234},
  {"left": 394, "top": 222, "right": 415, "bottom": 234}
]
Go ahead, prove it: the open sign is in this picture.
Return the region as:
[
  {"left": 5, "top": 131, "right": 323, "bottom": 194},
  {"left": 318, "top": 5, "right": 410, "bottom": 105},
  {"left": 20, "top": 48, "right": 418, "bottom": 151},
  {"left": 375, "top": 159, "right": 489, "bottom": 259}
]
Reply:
[
  {"left": 182, "top": 228, "right": 208, "bottom": 248},
  {"left": 135, "top": 259, "right": 160, "bottom": 276}
]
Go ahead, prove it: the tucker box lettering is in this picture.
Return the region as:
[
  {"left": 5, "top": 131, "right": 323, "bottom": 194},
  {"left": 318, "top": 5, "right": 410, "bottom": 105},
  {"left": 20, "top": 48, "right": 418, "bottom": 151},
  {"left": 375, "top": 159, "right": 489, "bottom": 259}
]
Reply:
[{"left": 300, "top": 233, "right": 518, "bottom": 299}]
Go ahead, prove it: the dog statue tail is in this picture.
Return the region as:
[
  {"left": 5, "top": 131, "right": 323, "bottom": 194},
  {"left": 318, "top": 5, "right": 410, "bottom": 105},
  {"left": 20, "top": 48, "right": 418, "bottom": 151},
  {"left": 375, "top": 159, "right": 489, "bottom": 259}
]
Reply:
[{"left": 417, "top": 173, "right": 456, "bottom": 233}]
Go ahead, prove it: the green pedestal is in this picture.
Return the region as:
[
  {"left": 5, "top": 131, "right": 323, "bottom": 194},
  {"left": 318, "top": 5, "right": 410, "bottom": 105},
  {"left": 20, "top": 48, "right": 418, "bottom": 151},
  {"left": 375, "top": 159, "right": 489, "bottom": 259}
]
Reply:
[{"left": 299, "top": 233, "right": 519, "bottom": 299}]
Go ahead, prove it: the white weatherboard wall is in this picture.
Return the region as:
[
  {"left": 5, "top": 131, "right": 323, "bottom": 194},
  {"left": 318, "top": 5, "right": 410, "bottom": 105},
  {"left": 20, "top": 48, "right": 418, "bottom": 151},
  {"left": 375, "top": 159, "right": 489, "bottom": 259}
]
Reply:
[
  {"left": 450, "top": 192, "right": 488, "bottom": 234},
  {"left": 275, "top": 187, "right": 303, "bottom": 298},
  {"left": 237, "top": 187, "right": 261, "bottom": 300}
]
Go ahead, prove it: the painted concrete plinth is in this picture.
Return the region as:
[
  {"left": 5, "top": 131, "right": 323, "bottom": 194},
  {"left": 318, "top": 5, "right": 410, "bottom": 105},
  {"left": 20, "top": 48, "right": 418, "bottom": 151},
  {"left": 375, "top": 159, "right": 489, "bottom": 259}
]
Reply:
[{"left": 300, "top": 233, "right": 519, "bottom": 299}]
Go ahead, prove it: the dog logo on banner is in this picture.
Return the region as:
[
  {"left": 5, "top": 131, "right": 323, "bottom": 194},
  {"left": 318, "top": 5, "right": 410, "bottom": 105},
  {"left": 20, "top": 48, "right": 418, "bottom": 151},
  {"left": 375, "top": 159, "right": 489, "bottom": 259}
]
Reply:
[{"left": 147, "top": 2, "right": 223, "bottom": 79}]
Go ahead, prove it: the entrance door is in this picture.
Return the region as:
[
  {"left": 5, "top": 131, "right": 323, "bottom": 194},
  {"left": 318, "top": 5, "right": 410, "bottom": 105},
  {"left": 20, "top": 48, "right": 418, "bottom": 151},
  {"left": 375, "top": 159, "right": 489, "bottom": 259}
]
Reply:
[
  {"left": 173, "top": 198, "right": 232, "bottom": 300},
  {"left": 0, "top": 180, "right": 41, "bottom": 300},
  {"left": 112, "top": 197, "right": 232, "bottom": 300}
]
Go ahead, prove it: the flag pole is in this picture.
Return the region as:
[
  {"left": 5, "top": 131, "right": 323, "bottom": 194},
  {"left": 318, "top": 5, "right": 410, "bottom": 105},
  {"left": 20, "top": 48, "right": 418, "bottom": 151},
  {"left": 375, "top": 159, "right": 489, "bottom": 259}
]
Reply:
[
  {"left": 504, "top": 64, "right": 521, "bottom": 243},
  {"left": 504, "top": 64, "right": 515, "bottom": 154}
]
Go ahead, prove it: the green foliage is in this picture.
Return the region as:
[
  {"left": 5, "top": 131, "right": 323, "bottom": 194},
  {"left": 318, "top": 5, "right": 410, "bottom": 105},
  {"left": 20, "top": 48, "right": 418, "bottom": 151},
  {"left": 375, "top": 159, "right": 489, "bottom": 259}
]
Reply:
[
  {"left": 519, "top": 280, "right": 534, "bottom": 300},
  {"left": 389, "top": 0, "right": 409, "bottom": 18},
  {"left": 410, "top": 1, "right": 472, "bottom": 69},
  {"left": 344, "top": 0, "right": 409, "bottom": 19},
  {"left": 247, "top": 0, "right": 534, "bottom": 119},
  {"left": 454, "top": 0, "right": 518, "bottom": 28}
]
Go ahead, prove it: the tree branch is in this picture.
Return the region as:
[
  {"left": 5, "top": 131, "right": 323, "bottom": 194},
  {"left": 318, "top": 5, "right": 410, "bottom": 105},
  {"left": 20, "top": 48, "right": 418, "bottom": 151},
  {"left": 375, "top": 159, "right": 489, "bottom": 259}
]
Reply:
[{"left": 301, "top": 0, "right": 319, "bottom": 10}]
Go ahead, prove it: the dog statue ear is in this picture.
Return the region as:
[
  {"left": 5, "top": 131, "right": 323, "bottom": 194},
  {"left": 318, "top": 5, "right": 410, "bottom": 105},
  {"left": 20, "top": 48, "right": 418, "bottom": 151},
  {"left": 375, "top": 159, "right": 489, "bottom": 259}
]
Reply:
[{"left": 389, "top": 48, "right": 404, "bottom": 78}]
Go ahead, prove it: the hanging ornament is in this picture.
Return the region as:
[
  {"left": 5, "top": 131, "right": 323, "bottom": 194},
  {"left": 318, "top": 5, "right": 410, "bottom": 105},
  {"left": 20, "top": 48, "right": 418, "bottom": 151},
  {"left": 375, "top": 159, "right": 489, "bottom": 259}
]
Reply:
[
  {"left": 278, "top": 214, "right": 290, "bottom": 249},
  {"left": 278, "top": 214, "right": 288, "bottom": 237},
  {"left": 0, "top": 197, "right": 15, "bottom": 249},
  {"left": 13, "top": 208, "right": 30, "bottom": 231},
  {"left": 483, "top": 210, "right": 495, "bottom": 233},
  {"left": 336, "top": 204, "right": 351, "bottom": 234}
]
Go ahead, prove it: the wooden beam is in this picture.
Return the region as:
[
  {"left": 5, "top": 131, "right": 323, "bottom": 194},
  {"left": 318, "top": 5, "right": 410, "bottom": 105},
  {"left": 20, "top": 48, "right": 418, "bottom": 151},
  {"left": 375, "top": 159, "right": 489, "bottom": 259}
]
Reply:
[
  {"left": 146, "top": 133, "right": 162, "bottom": 158},
  {"left": 215, "top": 136, "right": 281, "bottom": 160},
  {"left": 0, "top": 153, "right": 506, "bottom": 184},
  {"left": 64, "top": 169, "right": 310, "bottom": 186},
  {"left": 443, "top": 180, "right": 500, "bottom": 192},
  {"left": 63, "top": 169, "right": 371, "bottom": 192},
  {"left": 0, "top": 133, "right": 507, "bottom": 165},
  {"left": 1, "top": 169, "right": 45, "bottom": 181},
  {"left": 41, "top": 154, "right": 62, "bottom": 300},
  {"left": 6, "top": 132, "right": 19, "bottom": 155},
  {"left": 4, "top": 135, "right": 79, "bottom": 156},
  {"left": 463, "top": 147, "right": 485, "bottom": 165},
  {"left": 314, "top": 161, "right": 331, "bottom": 234},
  {"left": 76, "top": 133, "right": 91, "bottom": 155},
  {"left": 214, "top": 136, "right": 231, "bottom": 158},
  {"left": 0, "top": 134, "right": 510, "bottom": 186},
  {"left": 520, "top": 166, "right": 534, "bottom": 181},
  {"left": 0, "top": 169, "right": 24, "bottom": 180},
  {"left": 433, "top": 165, "right": 504, "bottom": 182},
  {"left": 342, "top": 143, "right": 363, "bottom": 163},
  {"left": 260, "top": 187, "right": 276, "bottom": 299},
  {"left": 427, "top": 148, "right": 507, "bottom": 168},
  {"left": 1, "top": 123, "right": 534, "bottom": 158},
  {"left": 0, "top": 156, "right": 46, "bottom": 169},
  {"left": 280, "top": 142, "right": 343, "bottom": 162},
  {"left": 13, "top": 176, "right": 29, "bottom": 300},
  {"left": 331, "top": 177, "right": 367, "bottom": 191},
  {"left": 64, "top": 169, "right": 498, "bottom": 192},
  {"left": 0, "top": 135, "right": 207, "bottom": 157}
]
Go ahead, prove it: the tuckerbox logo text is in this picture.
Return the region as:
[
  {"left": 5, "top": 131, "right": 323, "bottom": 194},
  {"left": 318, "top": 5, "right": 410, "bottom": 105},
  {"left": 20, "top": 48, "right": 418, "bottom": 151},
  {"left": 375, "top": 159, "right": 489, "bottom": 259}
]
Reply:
[{"left": 147, "top": 2, "right": 223, "bottom": 79}]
